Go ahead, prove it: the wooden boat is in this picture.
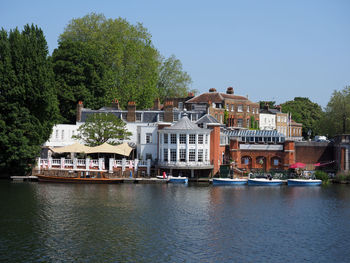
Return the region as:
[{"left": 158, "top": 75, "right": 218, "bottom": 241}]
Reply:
[
  {"left": 248, "top": 178, "right": 284, "bottom": 186},
  {"left": 37, "top": 174, "right": 123, "bottom": 184},
  {"left": 287, "top": 179, "right": 322, "bottom": 186},
  {"left": 212, "top": 178, "right": 247, "bottom": 185}
]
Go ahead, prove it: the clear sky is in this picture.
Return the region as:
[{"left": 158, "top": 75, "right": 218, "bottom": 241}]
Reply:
[{"left": 1, "top": 0, "right": 349, "bottom": 108}]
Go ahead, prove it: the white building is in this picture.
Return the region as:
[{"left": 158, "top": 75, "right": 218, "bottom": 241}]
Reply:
[
  {"left": 259, "top": 110, "right": 276, "bottom": 130},
  {"left": 157, "top": 115, "right": 213, "bottom": 177}
]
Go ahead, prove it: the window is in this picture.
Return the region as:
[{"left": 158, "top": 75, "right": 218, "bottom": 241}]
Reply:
[
  {"left": 189, "top": 134, "right": 196, "bottom": 144},
  {"left": 247, "top": 106, "right": 250, "bottom": 112},
  {"left": 273, "top": 159, "right": 279, "bottom": 166},
  {"left": 220, "top": 115, "right": 223, "bottom": 123},
  {"left": 55, "top": 130, "right": 59, "bottom": 139},
  {"left": 237, "top": 105, "right": 243, "bottom": 112},
  {"left": 122, "top": 113, "right": 127, "bottom": 121},
  {"left": 180, "top": 134, "right": 186, "bottom": 144},
  {"left": 61, "top": 130, "right": 64, "bottom": 140},
  {"left": 163, "top": 149, "right": 168, "bottom": 162},
  {"left": 178, "top": 102, "right": 183, "bottom": 110},
  {"left": 205, "top": 149, "right": 208, "bottom": 161},
  {"left": 252, "top": 108, "right": 255, "bottom": 114},
  {"left": 237, "top": 119, "right": 243, "bottom": 127},
  {"left": 159, "top": 112, "right": 164, "bottom": 122},
  {"left": 231, "top": 104, "right": 234, "bottom": 112},
  {"left": 242, "top": 157, "right": 249, "bottom": 165},
  {"left": 179, "top": 149, "right": 186, "bottom": 162},
  {"left": 198, "top": 134, "right": 203, "bottom": 144},
  {"left": 164, "top": 133, "right": 168, "bottom": 144},
  {"left": 173, "top": 113, "right": 179, "bottom": 121},
  {"left": 137, "top": 133, "right": 141, "bottom": 144},
  {"left": 205, "top": 135, "right": 208, "bottom": 144},
  {"left": 215, "top": 114, "right": 218, "bottom": 121},
  {"left": 136, "top": 113, "right": 142, "bottom": 122},
  {"left": 171, "top": 134, "right": 177, "bottom": 144},
  {"left": 247, "top": 119, "right": 250, "bottom": 128},
  {"left": 159, "top": 133, "right": 162, "bottom": 144},
  {"left": 277, "top": 116, "right": 280, "bottom": 122},
  {"left": 226, "top": 104, "right": 229, "bottom": 110},
  {"left": 198, "top": 149, "right": 203, "bottom": 162},
  {"left": 189, "top": 149, "right": 195, "bottom": 162},
  {"left": 146, "top": 154, "right": 152, "bottom": 160},
  {"left": 191, "top": 114, "right": 197, "bottom": 121},
  {"left": 170, "top": 149, "right": 176, "bottom": 162},
  {"left": 146, "top": 133, "right": 152, "bottom": 143}
]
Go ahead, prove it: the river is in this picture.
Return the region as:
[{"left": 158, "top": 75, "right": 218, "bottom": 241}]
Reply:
[{"left": 1, "top": 180, "right": 350, "bottom": 262}]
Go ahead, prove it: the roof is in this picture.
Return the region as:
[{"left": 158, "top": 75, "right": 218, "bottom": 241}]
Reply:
[
  {"left": 163, "top": 115, "right": 209, "bottom": 132},
  {"left": 259, "top": 108, "right": 281, "bottom": 114},
  {"left": 196, "top": 114, "right": 219, "bottom": 125},
  {"left": 224, "top": 129, "right": 285, "bottom": 138},
  {"left": 186, "top": 92, "right": 249, "bottom": 104}
]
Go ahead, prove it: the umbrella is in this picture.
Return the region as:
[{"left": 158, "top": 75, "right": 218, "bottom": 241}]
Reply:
[
  {"left": 290, "top": 162, "right": 306, "bottom": 169},
  {"left": 51, "top": 142, "right": 92, "bottom": 153}
]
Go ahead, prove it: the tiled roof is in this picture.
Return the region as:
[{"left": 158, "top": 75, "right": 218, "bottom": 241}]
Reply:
[
  {"left": 163, "top": 116, "right": 207, "bottom": 131},
  {"left": 196, "top": 114, "right": 219, "bottom": 125},
  {"left": 224, "top": 129, "right": 285, "bottom": 138}
]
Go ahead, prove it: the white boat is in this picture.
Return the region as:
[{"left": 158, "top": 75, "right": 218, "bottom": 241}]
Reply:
[
  {"left": 212, "top": 178, "right": 247, "bottom": 185},
  {"left": 287, "top": 178, "right": 322, "bottom": 186},
  {"left": 248, "top": 178, "right": 284, "bottom": 186},
  {"left": 168, "top": 176, "right": 188, "bottom": 184}
]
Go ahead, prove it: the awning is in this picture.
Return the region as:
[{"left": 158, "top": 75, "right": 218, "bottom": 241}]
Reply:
[
  {"left": 51, "top": 143, "right": 92, "bottom": 153},
  {"left": 86, "top": 142, "right": 132, "bottom": 156},
  {"left": 290, "top": 162, "right": 306, "bottom": 169}
]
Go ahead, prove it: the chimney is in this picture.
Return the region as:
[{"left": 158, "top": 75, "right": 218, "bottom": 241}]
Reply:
[
  {"left": 111, "top": 98, "right": 120, "bottom": 110},
  {"left": 226, "top": 87, "right": 234, "bottom": 94},
  {"left": 153, "top": 98, "right": 161, "bottom": 110},
  {"left": 187, "top": 92, "right": 194, "bottom": 98},
  {"left": 164, "top": 100, "right": 174, "bottom": 122},
  {"left": 127, "top": 101, "right": 136, "bottom": 122},
  {"left": 209, "top": 88, "right": 217, "bottom": 93},
  {"left": 76, "top": 101, "right": 83, "bottom": 123},
  {"left": 276, "top": 105, "right": 282, "bottom": 112}
]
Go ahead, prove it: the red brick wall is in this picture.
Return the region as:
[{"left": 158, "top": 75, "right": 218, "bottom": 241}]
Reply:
[
  {"left": 295, "top": 142, "right": 334, "bottom": 164},
  {"left": 209, "top": 124, "right": 221, "bottom": 175}
]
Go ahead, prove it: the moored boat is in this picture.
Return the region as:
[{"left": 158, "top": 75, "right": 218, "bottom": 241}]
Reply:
[
  {"left": 248, "top": 178, "right": 284, "bottom": 186},
  {"left": 212, "top": 178, "right": 247, "bottom": 185},
  {"left": 287, "top": 178, "right": 322, "bottom": 186},
  {"left": 168, "top": 176, "right": 188, "bottom": 184},
  {"left": 37, "top": 174, "right": 123, "bottom": 184}
]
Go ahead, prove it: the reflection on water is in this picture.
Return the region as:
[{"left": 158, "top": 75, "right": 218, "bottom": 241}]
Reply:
[{"left": 0, "top": 181, "right": 350, "bottom": 262}]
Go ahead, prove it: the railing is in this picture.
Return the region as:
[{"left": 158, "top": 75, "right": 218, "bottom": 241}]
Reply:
[{"left": 158, "top": 161, "right": 213, "bottom": 167}]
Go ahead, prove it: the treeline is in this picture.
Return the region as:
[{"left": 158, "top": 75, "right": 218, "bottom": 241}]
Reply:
[
  {"left": 259, "top": 86, "right": 350, "bottom": 139},
  {"left": 0, "top": 13, "right": 194, "bottom": 176}
]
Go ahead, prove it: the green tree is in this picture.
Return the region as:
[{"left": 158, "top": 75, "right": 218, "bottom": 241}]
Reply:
[
  {"left": 59, "top": 13, "right": 159, "bottom": 109},
  {"left": 0, "top": 25, "right": 59, "bottom": 176},
  {"left": 259, "top": 101, "right": 276, "bottom": 109},
  {"left": 281, "top": 97, "right": 323, "bottom": 138},
  {"left": 157, "top": 54, "right": 193, "bottom": 103},
  {"left": 73, "top": 113, "right": 132, "bottom": 146},
  {"left": 318, "top": 86, "right": 350, "bottom": 137},
  {"left": 52, "top": 40, "right": 109, "bottom": 123}
]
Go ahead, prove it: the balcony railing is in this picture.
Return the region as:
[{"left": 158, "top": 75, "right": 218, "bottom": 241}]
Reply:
[{"left": 157, "top": 161, "right": 213, "bottom": 167}]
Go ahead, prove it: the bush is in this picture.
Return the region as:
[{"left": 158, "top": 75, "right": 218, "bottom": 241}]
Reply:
[
  {"left": 315, "top": 170, "right": 329, "bottom": 184},
  {"left": 334, "top": 173, "right": 350, "bottom": 183}
]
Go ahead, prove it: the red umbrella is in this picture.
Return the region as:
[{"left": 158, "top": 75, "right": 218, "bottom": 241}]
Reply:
[
  {"left": 290, "top": 162, "right": 306, "bottom": 169},
  {"left": 314, "top": 163, "right": 321, "bottom": 167}
]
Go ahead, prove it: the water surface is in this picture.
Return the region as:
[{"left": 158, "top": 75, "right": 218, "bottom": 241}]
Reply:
[{"left": 1, "top": 181, "right": 349, "bottom": 262}]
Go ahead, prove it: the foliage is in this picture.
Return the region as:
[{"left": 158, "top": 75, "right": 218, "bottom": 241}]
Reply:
[
  {"left": 315, "top": 170, "right": 329, "bottom": 184},
  {"left": 73, "top": 113, "right": 132, "bottom": 146},
  {"left": 259, "top": 101, "right": 275, "bottom": 109},
  {"left": 334, "top": 173, "right": 350, "bottom": 183},
  {"left": 224, "top": 109, "right": 228, "bottom": 125},
  {"left": 249, "top": 115, "right": 258, "bottom": 129},
  {"left": 157, "top": 55, "right": 193, "bottom": 103},
  {"left": 281, "top": 97, "right": 324, "bottom": 138},
  {"left": 0, "top": 25, "right": 59, "bottom": 176},
  {"left": 52, "top": 40, "right": 109, "bottom": 123},
  {"left": 59, "top": 13, "right": 159, "bottom": 109},
  {"left": 317, "top": 86, "right": 350, "bottom": 137}
]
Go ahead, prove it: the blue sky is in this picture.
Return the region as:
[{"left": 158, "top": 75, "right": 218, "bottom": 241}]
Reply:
[{"left": 1, "top": 0, "right": 349, "bottom": 108}]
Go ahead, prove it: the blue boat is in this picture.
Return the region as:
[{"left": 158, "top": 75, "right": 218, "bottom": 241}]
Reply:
[
  {"left": 212, "top": 178, "right": 247, "bottom": 185},
  {"left": 168, "top": 176, "right": 188, "bottom": 184},
  {"left": 287, "top": 179, "right": 322, "bottom": 186},
  {"left": 248, "top": 178, "right": 284, "bottom": 186}
]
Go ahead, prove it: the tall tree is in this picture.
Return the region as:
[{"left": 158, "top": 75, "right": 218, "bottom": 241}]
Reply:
[
  {"left": 281, "top": 97, "right": 323, "bottom": 138},
  {"left": 0, "top": 25, "right": 59, "bottom": 176},
  {"left": 318, "top": 86, "right": 350, "bottom": 137},
  {"left": 52, "top": 40, "right": 109, "bottom": 123},
  {"left": 59, "top": 13, "right": 159, "bottom": 109},
  {"left": 157, "top": 55, "right": 193, "bottom": 103},
  {"left": 73, "top": 113, "right": 132, "bottom": 146}
]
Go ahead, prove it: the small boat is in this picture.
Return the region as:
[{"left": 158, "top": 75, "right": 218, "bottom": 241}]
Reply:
[
  {"left": 212, "top": 178, "right": 247, "bottom": 185},
  {"left": 156, "top": 175, "right": 169, "bottom": 181},
  {"left": 287, "top": 178, "right": 322, "bottom": 186},
  {"left": 248, "top": 178, "right": 284, "bottom": 186},
  {"left": 37, "top": 174, "right": 123, "bottom": 184},
  {"left": 168, "top": 176, "right": 188, "bottom": 184}
]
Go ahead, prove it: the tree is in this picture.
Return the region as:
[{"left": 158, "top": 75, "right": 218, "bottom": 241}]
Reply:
[
  {"left": 281, "top": 97, "right": 323, "bottom": 138},
  {"left": 59, "top": 13, "right": 159, "bottom": 109},
  {"left": 259, "top": 101, "right": 276, "bottom": 109},
  {"left": 157, "top": 55, "right": 193, "bottom": 103},
  {"left": 0, "top": 25, "right": 59, "bottom": 176},
  {"left": 52, "top": 40, "right": 109, "bottom": 123},
  {"left": 73, "top": 113, "right": 132, "bottom": 146},
  {"left": 318, "top": 86, "right": 350, "bottom": 137}
]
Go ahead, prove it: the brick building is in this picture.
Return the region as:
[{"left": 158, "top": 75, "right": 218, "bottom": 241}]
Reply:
[{"left": 186, "top": 87, "right": 260, "bottom": 128}]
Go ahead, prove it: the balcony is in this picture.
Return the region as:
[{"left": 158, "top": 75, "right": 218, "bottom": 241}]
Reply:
[{"left": 157, "top": 161, "right": 213, "bottom": 169}]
